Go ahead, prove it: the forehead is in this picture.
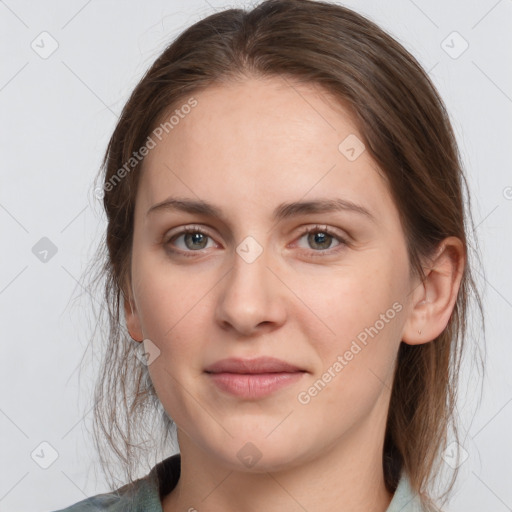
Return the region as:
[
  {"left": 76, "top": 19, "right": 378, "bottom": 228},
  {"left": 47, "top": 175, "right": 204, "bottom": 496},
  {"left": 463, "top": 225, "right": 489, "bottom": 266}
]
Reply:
[{"left": 136, "top": 76, "right": 394, "bottom": 223}]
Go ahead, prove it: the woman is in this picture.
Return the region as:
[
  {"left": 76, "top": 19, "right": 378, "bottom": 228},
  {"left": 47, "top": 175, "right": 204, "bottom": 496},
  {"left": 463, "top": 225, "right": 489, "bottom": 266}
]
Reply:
[{"left": 54, "top": 0, "right": 482, "bottom": 510}]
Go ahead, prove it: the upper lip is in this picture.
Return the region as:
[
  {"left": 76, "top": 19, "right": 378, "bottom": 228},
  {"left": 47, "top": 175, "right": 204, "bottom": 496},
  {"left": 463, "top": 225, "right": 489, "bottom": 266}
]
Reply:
[{"left": 205, "top": 357, "right": 304, "bottom": 374}]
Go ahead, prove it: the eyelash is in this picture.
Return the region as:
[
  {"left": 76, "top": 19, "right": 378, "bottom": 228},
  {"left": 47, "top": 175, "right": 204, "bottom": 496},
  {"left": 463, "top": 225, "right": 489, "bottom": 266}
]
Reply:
[{"left": 164, "top": 224, "right": 348, "bottom": 258}]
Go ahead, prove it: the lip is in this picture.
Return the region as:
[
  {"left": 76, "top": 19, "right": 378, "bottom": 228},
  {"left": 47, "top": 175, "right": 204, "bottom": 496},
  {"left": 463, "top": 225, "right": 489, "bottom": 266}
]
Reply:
[
  {"left": 205, "top": 356, "right": 303, "bottom": 374},
  {"left": 205, "top": 357, "right": 306, "bottom": 399}
]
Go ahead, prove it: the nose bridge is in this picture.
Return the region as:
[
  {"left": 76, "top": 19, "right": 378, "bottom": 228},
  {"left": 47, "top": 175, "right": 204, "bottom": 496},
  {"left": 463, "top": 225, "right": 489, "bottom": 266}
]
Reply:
[
  {"left": 215, "top": 235, "right": 285, "bottom": 333},
  {"left": 228, "top": 237, "right": 273, "bottom": 303}
]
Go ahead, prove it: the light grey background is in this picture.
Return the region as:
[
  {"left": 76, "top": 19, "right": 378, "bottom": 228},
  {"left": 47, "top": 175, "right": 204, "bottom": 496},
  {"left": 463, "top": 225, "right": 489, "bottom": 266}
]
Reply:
[{"left": 1, "top": 0, "right": 511, "bottom": 510}]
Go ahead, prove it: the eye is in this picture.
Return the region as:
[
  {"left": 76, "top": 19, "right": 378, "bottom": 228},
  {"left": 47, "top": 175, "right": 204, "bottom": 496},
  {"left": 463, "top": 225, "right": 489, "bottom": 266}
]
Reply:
[
  {"left": 295, "top": 225, "right": 347, "bottom": 255},
  {"left": 165, "top": 226, "right": 217, "bottom": 255},
  {"left": 164, "top": 224, "right": 348, "bottom": 258}
]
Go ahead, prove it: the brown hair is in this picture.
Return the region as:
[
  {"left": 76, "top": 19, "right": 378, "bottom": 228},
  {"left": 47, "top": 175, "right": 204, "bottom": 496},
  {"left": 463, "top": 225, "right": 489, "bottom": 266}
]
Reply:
[{"left": 82, "top": 0, "right": 485, "bottom": 508}]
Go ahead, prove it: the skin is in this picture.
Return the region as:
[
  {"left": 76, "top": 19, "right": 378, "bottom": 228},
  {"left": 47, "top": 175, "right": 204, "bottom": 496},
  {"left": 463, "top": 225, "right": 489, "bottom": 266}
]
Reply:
[{"left": 124, "top": 76, "right": 465, "bottom": 511}]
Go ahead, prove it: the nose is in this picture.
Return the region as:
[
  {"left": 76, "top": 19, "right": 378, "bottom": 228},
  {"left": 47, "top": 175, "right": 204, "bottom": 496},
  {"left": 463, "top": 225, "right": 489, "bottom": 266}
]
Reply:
[{"left": 214, "top": 244, "right": 287, "bottom": 337}]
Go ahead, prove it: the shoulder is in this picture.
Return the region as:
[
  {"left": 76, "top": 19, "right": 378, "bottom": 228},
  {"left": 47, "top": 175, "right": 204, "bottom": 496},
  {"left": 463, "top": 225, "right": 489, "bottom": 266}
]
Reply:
[
  {"left": 50, "top": 480, "right": 153, "bottom": 512},
  {"left": 50, "top": 454, "right": 181, "bottom": 512}
]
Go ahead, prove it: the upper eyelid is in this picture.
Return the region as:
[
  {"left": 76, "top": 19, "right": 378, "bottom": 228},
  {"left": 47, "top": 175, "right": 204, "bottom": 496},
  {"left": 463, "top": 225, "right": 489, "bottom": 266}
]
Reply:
[{"left": 165, "top": 225, "right": 216, "bottom": 242}]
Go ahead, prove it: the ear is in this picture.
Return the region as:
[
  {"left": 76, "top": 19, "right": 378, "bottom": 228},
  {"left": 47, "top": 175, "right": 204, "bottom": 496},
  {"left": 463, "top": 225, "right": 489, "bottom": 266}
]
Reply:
[
  {"left": 402, "top": 236, "right": 465, "bottom": 345},
  {"left": 123, "top": 277, "right": 144, "bottom": 342}
]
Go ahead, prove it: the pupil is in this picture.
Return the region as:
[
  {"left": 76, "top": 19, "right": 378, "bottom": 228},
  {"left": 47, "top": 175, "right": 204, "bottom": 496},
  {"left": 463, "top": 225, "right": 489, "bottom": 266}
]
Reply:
[
  {"left": 309, "top": 232, "right": 331, "bottom": 249},
  {"left": 187, "top": 232, "right": 206, "bottom": 249}
]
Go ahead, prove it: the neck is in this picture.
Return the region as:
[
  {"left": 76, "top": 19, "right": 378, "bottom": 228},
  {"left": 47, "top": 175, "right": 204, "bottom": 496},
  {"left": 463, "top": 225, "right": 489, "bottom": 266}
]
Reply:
[{"left": 162, "top": 400, "right": 394, "bottom": 512}]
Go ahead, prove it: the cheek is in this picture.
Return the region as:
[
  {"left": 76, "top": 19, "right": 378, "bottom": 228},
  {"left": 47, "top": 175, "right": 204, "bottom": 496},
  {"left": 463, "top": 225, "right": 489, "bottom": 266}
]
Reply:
[
  {"left": 135, "top": 268, "right": 208, "bottom": 420},
  {"left": 132, "top": 249, "right": 208, "bottom": 334},
  {"left": 302, "top": 253, "right": 408, "bottom": 365},
  {"left": 132, "top": 253, "right": 220, "bottom": 369},
  {"left": 298, "top": 269, "right": 407, "bottom": 425}
]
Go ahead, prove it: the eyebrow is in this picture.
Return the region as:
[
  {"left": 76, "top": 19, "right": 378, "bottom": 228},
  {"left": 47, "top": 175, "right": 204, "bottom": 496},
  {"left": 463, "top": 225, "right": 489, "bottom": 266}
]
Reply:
[{"left": 146, "top": 196, "right": 376, "bottom": 224}]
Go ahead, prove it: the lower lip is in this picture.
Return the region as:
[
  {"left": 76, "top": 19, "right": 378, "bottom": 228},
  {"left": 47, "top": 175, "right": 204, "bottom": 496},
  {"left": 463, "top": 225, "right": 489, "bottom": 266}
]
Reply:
[{"left": 207, "top": 372, "right": 305, "bottom": 399}]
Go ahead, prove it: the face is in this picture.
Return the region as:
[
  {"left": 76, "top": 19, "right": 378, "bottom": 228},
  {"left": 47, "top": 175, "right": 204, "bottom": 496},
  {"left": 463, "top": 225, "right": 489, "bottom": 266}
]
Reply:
[{"left": 125, "top": 76, "right": 420, "bottom": 472}]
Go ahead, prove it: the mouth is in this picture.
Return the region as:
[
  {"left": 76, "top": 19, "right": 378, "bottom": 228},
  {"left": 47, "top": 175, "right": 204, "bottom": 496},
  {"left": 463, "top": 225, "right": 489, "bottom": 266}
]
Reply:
[{"left": 204, "top": 357, "right": 306, "bottom": 399}]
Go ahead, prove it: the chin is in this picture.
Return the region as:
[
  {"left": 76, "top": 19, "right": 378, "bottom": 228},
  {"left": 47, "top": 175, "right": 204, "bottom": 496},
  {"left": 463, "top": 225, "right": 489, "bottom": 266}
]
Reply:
[{"left": 206, "top": 437, "right": 308, "bottom": 474}]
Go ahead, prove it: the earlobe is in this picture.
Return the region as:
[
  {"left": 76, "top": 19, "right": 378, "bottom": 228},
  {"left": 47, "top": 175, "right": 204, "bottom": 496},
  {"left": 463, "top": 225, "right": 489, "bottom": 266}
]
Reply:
[
  {"left": 402, "top": 236, "right": 465, "bottom": 346},
  {"left": 123, "top": 286, "right": 144, "bottom": 342}
]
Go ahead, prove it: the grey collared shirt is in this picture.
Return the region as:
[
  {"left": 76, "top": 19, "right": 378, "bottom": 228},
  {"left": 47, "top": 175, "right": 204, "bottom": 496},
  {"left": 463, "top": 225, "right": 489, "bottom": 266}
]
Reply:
[{"left": 51, "top": 454, "right": 434, "bottom": 512}]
